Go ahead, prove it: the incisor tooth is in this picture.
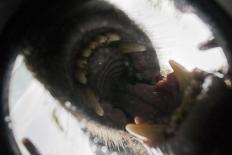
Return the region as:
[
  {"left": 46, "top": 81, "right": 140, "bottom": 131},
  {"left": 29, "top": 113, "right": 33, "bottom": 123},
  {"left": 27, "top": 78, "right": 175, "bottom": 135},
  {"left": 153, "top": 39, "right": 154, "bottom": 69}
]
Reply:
[
  {"left": 126, "top": 124, "right": 165, "bottom": 142},
  {"left": 75, "top": 70, "right": 87, "bottom": 84},
  {"left": 82, "top": 49, "right": 93, "bottom": 58},
  {"left": 86, "top": 89, "right": 104, "bottom": 116},
  {"left": 107, "top": 33, "right": 121, "bottom": 43},
  {"left": 169, "top": 60, "right": 192, "bottom": 90},
  {"left": 118, "top": 43, "right": 146, "bottom": 53}
]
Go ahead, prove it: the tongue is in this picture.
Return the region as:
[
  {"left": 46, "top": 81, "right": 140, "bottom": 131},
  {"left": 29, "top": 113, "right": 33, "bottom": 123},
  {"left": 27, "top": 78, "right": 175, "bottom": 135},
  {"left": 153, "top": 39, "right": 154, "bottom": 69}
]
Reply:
[{"left": 117, "top": 72, "right": 181, "bottom": 123}]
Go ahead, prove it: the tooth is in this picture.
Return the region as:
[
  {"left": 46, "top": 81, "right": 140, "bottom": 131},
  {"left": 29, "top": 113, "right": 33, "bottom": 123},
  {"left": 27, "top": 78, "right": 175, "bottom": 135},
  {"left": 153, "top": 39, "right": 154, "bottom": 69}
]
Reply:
[
  {"left": 75, "top": 70, "right": 87, "bottom": 84},
  {"left": 169, "top": 60, "right": 192, "bottom": 90},
  {"left": 107, "top": 33, "right": 121, "bottom": 43},
  {"left": 224, "top": 78, "right": 232, "bottom": 87},
  {"left": 118, "top": 43, "right": 146, "bottom": 53},
  {"left": 82, "top": 48, "right": 93, "bottom": 58},
  {"left": 126, "top": 124, "right": 164, "bottom": 141},
  {"left": 97, "top": 35, "right": 107, "bottom": 44},
  {"left": 89, "top": 41, "right": 99, "bottom": 49},
  {"left": 77, "top": 59, "right": 87, "bottom": 69},
  {"left": 86, "top": 89, "right": 104, "bottom": 116}
]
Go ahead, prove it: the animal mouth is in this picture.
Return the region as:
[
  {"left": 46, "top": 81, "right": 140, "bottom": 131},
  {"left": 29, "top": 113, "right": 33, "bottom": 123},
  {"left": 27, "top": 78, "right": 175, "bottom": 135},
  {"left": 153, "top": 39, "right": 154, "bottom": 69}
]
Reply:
[{"left": 71, "top": 28, "right": 183, "bottom": 132}]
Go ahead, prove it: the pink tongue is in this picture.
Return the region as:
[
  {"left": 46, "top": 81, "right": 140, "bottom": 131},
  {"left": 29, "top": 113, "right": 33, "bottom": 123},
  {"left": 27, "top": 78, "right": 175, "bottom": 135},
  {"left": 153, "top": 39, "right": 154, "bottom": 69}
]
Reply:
[
  {"left": 123, "top": 73, "right": 180, "bottom": 122},
  {"left": 127, "top": 84, "right": 159, "bottom": 105}
]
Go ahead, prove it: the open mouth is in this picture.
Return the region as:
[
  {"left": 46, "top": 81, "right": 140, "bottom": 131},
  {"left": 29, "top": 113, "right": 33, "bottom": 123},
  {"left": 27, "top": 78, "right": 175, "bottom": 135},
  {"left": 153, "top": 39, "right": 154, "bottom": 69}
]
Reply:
[
  {"left": 70, "top": 28, "right": 218, "bottom": 153},
  {"left": 71, "top": 29, "right": 165, "bottom": 125},
  {"left": 71, "top": 27, "right": 206, "bottom": 144}
]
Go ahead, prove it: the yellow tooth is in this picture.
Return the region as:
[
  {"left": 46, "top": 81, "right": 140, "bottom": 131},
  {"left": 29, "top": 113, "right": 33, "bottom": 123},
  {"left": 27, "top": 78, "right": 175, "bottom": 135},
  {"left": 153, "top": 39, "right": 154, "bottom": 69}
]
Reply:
[
  {"left": 82, "top": 48, "right": 93, "bottom": 58},
  {"left": 75, "top": 70, "right": 87, "bottom": 84},
  {"left": 169, "top": 60, "right": 192, "bottom": 91},
  {"left": 126, "top": 124, "right": 165, "bottom": 142},
  {"left": 224, "top": 78, "right": 232, "bottom": 87},
  {"left": 77, "top": 59, "right": 87, "bottom": 69},
  {"left": 118, "top": 43, "right": 146, "bottom": 53},
  {"left": 86, "top": 89, "right": 104, "bottom": 116},
  {"left": 107, "top": 33, "right": 121, "bottom": 43},
  {"left": 97, "top": 35, "right": 107, "bottom": 44}
]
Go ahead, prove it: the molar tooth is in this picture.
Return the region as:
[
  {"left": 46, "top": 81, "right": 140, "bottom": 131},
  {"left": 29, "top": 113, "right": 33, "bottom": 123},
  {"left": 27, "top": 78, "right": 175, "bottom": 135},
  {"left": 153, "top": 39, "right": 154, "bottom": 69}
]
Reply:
[
  {"left": 118, "top": 43, "right": 146, "bottom": 53},
  {"left": 107, "top": 33, "right": 121, "bottom": 43},
  {"left": 97, "top": 35, "right": 107, "bottom": 44},
  {"left": 82, "top": 48, "right": 93, "bottom": 58},
  {"left": 169, "top": 60, "right": 192, "bottom": 91},
  {"left": 86, "top": 89, "right": 104, "bottom": 116},
  {"left": 126, "top": 124, "right": 165, "bottom": 142},
  {"left": 75, "top": 70, "right": 87, "bottom": 84}
]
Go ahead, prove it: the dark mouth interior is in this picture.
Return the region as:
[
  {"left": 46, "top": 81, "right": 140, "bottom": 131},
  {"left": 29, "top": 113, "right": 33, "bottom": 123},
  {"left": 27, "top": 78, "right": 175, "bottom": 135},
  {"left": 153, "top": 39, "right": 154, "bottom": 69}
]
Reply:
[{"left": 72, "top": 28, "right": 182, "bottom": 129}]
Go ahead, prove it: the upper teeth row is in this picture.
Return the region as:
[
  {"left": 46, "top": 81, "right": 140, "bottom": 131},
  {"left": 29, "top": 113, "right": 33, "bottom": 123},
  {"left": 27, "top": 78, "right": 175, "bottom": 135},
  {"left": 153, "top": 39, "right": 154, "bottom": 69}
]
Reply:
[
  {"left": 73, "top": 33, "right": 148, "bottom": 117},
  {"left": 75, "top": 33, "right": 121, "bottom": 84},
  {"left": 75, "top": 32, "right": 147, "bottom": 85},
  {"left": 82, "top": 33, "right": 121, "bottom": 58}
]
